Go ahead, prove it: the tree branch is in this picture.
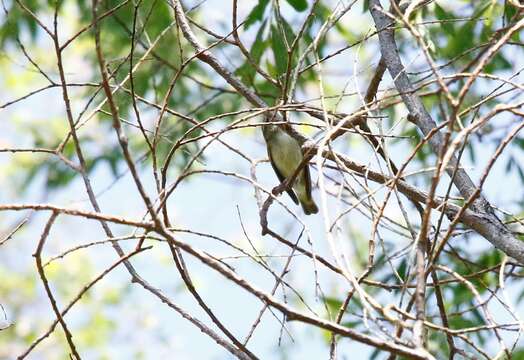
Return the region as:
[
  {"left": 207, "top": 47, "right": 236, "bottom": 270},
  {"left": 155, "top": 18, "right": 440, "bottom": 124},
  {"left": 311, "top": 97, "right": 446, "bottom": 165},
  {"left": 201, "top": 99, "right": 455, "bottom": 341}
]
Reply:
[{"left": 368, "top": 0, "right": 524, "bottom": 263}]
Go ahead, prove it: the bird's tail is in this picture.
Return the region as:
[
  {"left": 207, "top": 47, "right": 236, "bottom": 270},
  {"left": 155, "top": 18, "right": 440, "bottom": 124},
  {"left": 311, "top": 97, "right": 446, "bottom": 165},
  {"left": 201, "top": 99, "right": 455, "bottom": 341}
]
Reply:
[{"left": 301, "top": 198, "right": 319, "bottom": 215}]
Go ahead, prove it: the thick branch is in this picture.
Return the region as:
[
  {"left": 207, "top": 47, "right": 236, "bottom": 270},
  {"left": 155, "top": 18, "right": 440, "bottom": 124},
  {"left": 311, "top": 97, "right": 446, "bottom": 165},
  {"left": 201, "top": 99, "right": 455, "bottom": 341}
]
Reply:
[
  {"left": 368, "top": 0, "right": 524, "bottom": 263},
  {"left": 172, "top": 0, "right": 524, "bottom": 263}
]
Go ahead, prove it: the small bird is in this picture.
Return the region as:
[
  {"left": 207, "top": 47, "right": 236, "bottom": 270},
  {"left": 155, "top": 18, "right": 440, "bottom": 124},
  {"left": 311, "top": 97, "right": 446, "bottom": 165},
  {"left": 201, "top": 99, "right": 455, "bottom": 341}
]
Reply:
[{"left": 262, "top": 124, "right": 319, "bottom": 215}]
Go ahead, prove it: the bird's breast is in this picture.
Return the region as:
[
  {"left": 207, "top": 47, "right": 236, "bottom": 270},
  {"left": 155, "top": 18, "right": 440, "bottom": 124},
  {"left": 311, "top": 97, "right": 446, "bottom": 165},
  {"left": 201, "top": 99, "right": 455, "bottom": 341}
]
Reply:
[{"left": 269, "top": 132, "right": 303, "bottom": 179}]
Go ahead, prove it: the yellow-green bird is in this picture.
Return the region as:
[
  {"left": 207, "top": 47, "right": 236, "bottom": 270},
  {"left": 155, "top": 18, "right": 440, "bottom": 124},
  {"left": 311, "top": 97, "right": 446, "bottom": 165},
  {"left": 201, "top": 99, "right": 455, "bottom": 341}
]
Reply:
[{"left": 263, "top": 124, "right": 318, "bottom": 215}]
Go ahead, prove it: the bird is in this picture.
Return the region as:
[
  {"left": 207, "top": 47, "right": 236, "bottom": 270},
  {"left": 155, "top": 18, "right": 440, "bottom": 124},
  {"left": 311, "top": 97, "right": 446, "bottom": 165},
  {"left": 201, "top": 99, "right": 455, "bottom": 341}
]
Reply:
[{"left": 262, "top": 123, "right": 318, "bottom": 215}]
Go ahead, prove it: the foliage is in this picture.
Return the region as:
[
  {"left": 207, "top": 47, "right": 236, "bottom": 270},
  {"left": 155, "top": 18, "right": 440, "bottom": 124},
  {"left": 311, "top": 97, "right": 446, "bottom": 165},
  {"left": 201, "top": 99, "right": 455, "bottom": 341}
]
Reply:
[{"left": 1, "top": 0, "right": 524, "bottom": 359}]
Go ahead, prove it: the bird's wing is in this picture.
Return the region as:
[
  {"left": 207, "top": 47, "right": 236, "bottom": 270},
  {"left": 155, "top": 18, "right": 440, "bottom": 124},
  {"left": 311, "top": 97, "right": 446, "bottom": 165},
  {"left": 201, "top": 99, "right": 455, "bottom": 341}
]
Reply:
[
  {"left": 303, "top": 161, "right": 313, "bottom": 198},
  {"left": 268, "top": 151, "right": 299, "bottom": 205}
]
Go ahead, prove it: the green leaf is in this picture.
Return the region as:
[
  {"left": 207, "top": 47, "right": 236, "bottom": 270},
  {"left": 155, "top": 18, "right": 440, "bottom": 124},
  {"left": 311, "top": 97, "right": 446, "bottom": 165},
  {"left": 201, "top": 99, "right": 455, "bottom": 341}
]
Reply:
[
  {"left": 485, "top": 52, "right": 512, "bottom": 73},
  {"left": 255, "top": 77, "right": 280, "bottom": 105},
  {"left": 251, "top": 21, "right": 268, "bottom": 61},
  {"left": 286, "top": 0, "right": 308, "bottom": 12},
  {"left": 511, "top": 349, "right": 524, "bottom": 360},
  {"left": 324, "top": 296, "right": 343, "bottom": 314},
  {"left": 341, "top": 320, "right": 360, "bottom": 328},
  {"left": 444, "top": 20, "right": 475, "bottom": 57},
  {"left": 244, "top": 0, "right": 270, "bottom": 29},
  {"left": 504, "top": 1, "right": 518, "bottom": 24},
  {"left": 434, "top": 3, "right": 455, "bottom": 36},
  {"left": 516, "top": 163, "right": 524, "bottom": 184},
  {"left": 362, "top": 0, "right": 370, "bottom": 12},
  {"left": 517, "top": 288, "right": 524, "bottom": 305},
  {"left": 505, "top": 156, "right": 514, "bottom": 173},
  {"left": 370, "top": 348, "right": 381, "bottom": 360},
  {"left": 397, "top": 258, "right": 408, "bottom": 282},
  {"left": 448, "top": 314, "right": 480, "bottom": 330},
  {"left": 270, "top": 24, "right": 288, "bottom": 76},
  {"left": 269, "top": 17, "right": 297, "bottom": 79},
  {"left": 235, "top": 21, "right": 267, "bottom": 85},
  {"left": 144, "top": 0, "right": 172, "bottom": 38},
  {"left": 516, "top": 138, "right": 524, "bottom": 150}
]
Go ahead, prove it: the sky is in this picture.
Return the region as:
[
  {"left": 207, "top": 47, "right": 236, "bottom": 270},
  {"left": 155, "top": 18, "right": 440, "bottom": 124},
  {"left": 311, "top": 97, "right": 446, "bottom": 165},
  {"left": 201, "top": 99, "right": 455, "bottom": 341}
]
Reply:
[{"left": 1, "top": 1, "right": 524, "bottom": 359}]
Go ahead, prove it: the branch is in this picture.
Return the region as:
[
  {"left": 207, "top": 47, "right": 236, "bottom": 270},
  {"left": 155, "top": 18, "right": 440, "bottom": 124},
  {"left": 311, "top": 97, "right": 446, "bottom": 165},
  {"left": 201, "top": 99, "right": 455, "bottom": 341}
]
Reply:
[
  {"left": 0, "top": 204, "right": 153, "bottom": 229},
  {"left": 156, "top": 225, "right": 434, "bottom": 359},
  {"left": 368, "top": 0, "right": 524, "bottom": 263},
  {"left": 33, "top": 212, "right": 81, "bottom": 360}
]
